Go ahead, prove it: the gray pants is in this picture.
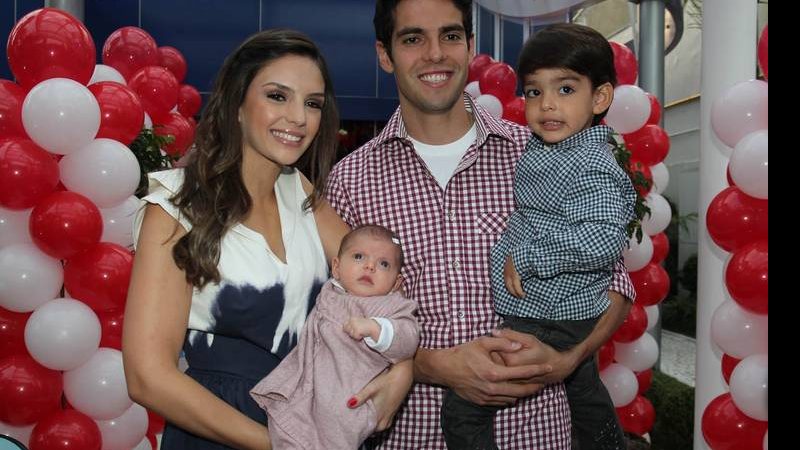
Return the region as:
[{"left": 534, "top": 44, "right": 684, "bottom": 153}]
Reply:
[{"left": 441, "top": 316, "right": 626, "bottom": 450}]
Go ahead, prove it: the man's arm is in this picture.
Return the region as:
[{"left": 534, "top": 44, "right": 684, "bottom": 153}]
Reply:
[{"left": 494, "top": 290, "right": 632, "bottom": 384}]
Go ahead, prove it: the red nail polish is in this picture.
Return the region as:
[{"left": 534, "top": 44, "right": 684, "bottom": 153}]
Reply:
[{"left": 347, "top": 397, "right": 357, "bottom": 408}]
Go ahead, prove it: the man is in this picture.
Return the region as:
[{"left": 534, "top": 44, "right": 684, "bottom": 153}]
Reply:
[{"left": 326, "top": 1, "right": 635, "bottom": 448}]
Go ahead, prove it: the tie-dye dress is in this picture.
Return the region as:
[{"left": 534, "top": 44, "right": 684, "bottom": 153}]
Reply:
[{"left": 133, "top": 168, "right": 329, "bottom": 449}]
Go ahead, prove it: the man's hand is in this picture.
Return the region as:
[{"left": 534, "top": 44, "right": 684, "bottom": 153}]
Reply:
[
  {"left": 491, "top": 328, "right": 582, "bottom": 385},
  {"left": 343, "top": 317, "right": 381, "bottom": 341},
  {"left": 415, "top": 336, "right": 552, "bottom": 406},
  {"left": 504, "top": 255, "right": 525, "bottom": 298}
]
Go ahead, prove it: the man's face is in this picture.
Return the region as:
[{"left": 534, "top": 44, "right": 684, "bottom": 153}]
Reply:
[{"left": 377, "top": 0, "right": 474, "bottom": 117}]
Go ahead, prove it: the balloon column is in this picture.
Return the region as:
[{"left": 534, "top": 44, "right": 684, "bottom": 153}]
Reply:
[
  {"left": 464, "top": 54, "right": 526, "bottom": 125},
  {"left": 701, "top": 25, "right": 768, "bottom": 450},
  {"left": 1, "top": 8, "right": 192, "bottom": 449}
]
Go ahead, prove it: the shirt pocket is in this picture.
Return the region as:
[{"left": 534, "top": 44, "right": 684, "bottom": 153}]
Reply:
[{"left": 476, "top": 211, "right": 510, "bottom": 235}]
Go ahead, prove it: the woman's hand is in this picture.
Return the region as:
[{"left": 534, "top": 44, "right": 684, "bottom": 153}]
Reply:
[{"left": 347, "top": 359, "right": 413, "bottom": 431}]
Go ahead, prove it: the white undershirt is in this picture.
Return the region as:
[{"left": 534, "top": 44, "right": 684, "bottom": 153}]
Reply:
[{"left": 410, "top": 123, "right": 477, "bottom": 190}]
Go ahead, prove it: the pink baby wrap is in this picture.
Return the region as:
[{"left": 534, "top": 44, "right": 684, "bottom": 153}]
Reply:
[{"left": 250, "top": 280, "right": 419, "bottom": 449}]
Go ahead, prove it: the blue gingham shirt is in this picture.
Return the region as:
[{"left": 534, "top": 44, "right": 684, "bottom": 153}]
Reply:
[{"left": 490, "top": 125, "right": 636, "bottom": 320}]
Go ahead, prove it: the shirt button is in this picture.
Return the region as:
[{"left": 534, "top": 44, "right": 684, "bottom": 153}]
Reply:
[
  {"left": 452, "top": 259, "right": 461, "bottom": 270},
  {"left": 456, "top": 310, "right": 465, "bottom": 319}
]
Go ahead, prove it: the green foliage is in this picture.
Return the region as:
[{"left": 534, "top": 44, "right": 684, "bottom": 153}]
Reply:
[
  {"left": 128, "top": 127, "right": 177, "bottom": 197},
  {"left": 612, "top": 137, "right": 651, "bottom": 243},
  {"left": 646, "top": 371, "right": 695, "bottom": 450}
]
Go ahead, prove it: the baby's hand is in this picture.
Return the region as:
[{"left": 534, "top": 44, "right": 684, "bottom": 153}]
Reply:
[{"left": 344, "top": 317, "right": 381, "bottom": 341}]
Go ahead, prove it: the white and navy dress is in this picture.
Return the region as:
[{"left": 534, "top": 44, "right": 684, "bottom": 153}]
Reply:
[{"left": 134, "top": 168, "right": 329, "bottom": 449}]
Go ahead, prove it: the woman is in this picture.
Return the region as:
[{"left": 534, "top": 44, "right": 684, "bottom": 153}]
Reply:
[{"left": 123, "top": 29, "right": 412, "bottom": 450}]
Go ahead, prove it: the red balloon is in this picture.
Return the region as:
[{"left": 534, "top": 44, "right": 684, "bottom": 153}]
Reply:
[
  {"left": 89, "top": 81, "right": 145, "bottom": 146},
  {"left": 598, "top": 340, "right": 615, "bottom": 371},
  {"left": 97, "top": 309, "right": 124, "bottom": 350},
  {"left": 635, "top": 369, "right": 653, "bottom": 395},
  {"left": 612, "top": 302, "right": 647, "bottom": 343},
  {"left": 758, "top": 26, "right": 767, "bottom": 80},
  {"left": 177, "top": 84, "right": 202, "bottom": 118},
  {"left": 64, "top": 242, "right": 134, "bottom": 313},
  {"left": 0, "top": 80, "right": 27, "bottom": 139},
  {"left": 725, "top": 240, "right": 768, "bottom": 315},
  {"left": 623, "top": 124, "right": 670, "bottom": 166},
  {"left": 502, "top": 96, "right": 526, "bottom": 125},
  {"left": 629, "top": 263, "right": 670, "bottom": 307},
  {"left": 29, "top": 191, "right": 103, "bottom": 259},
  {"left": 468, "top": 54, "right": 495, "bottom": 83},
  {"left": 102, "top": 26, "right": 159, "bottom": 80},
  {"left": 158, "top": 46, "right": 188, "bottom": 83},
  {"left": 627, "top": 159, "right": 653, "bottom": 197},
  {"left": 650, "top": 232, "right": 669, "bottom": 264},
  {"left": 646, "top": 93, "right": 661, "bottom": 125},
  {"left": 147, "top": 432, "right": 158, "bottom": 450},
  {"left": 706, "top": 187, "right": 768, "bottom": 252},
  {"left": 154, "top": 112, "right": 195, "bottom": 156},
  {"left": 0, "top": 139, "right": 60, "bottom": 210},
  {"left": 479, "top": 63, "right": 518, "bottom": 103},
  {"left": 0, "top": 308, "right": 31, "bottom": 359},
  {"left": 721, "top": 353, "right": 741, "bottom": 385},
  {"left": 128, "top": 66, "right": 180, "bottom": 119},
  {"left": 616, "top": 395, "right": 655, "bottom": 436},
  {"left": 29, "top": 409, "right": 102, "bottom": 450},
  {"left": 0, "top": 355, "right": 63, "bottom": 425},
  {"left": 147, "top": 409, "right": 166, "bottom": 436},
  {"left": 7, "top": 8, "right": 96, "bottom": 90},
  {"left": 609, "top": 41, "right": 638, "bottom": 85},
  {"left": 702, "top": 393, "right": 767, "bottom": 450}
]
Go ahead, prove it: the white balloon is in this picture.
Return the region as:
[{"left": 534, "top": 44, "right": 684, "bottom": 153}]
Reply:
[
  {"left": 465, "top": 80, "right": 482, "bottom": 99},
  {"left": 644, "top": 305, "right": 660, "bottom": 331},
  {"left": 622, "top": 233, "right": 653, "bottom": 272},
  {"left": 21, "top": 78, "right": 101, "bottom": 155},
  {"left": 475, "top": 94, "right": 503, "bottom": 118},
  {"left": 0, "top": 243, "right": 63, "bottom": 313},
  {"left": 764, "top": 429, "right": 768, "bottom": 450},
  {"left": 614, "top": 332, "right": 659, "bottom": 371},
  {"left": 96, "top": 403, "right": 149, "bottom": 450},
  {"left": 143, "top": 112, "right": 153, "bottom": 130},
  {"left": 649, "top": 162, "right": 669, "bottom": 195},
  {"left": 0, "top": 207, "right": 32, "bottom": 247},
  {"left": 599, "top": 363, "right": 639, "bottom": 407},
  {"left": 711, "top": 79, "right": 768, "bottom": 148},
  {"left": 89, "top": 64, "right": 126, "bottom": 85},
  {"left": 0, "top": 420, "right": 34, "bottom": 447},
  {"left": 642, "top": 192, "right": 672, "bottom": 236},
  {"left": 24, "top": 298, "right": 101, "bottom": 371},
  {"left": 730, "top": 130, "right": 768, "bottom": 199},
  {"left": 729, "top": 353, "right": 768, "bottom": 421},
  {"left": 65, "top": 348, "right": 133, "bottom": 420},
  {"left": 605, "top": 85, "right": 651, "bottom": 134},
  {"left": 100, "top": 196, "right": 144, "bottom": 249},
  {"left": 59, "top": 138, "right": 141, "bottom": 208},
  {"left": 711, "top": 300, "right": 768, "bottom": 358}
]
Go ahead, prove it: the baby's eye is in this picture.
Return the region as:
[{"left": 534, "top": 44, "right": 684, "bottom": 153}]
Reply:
[
  {"left": 353, "top": 253, "right": 363, "bottom": 261},
  {"left": 379, "top": 261, "right": 391, "bottom": 270}
]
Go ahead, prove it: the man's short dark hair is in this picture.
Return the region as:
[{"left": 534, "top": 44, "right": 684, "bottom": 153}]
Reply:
[{"left": 374, "top": 0, "right": 473, "bottom": 59}]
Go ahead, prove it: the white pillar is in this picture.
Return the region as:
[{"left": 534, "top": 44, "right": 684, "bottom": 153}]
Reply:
[{"left": 694, "top": 1, "right": 758, "bottom": 449}]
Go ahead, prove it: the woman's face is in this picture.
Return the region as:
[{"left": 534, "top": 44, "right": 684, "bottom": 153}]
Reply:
[{"left": 239, "top": 54, "right": 326, "bottom": 168}]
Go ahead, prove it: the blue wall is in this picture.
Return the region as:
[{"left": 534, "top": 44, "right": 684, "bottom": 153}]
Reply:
[{"left": 2, "top": 1, "right": 524, "bottom": 121}]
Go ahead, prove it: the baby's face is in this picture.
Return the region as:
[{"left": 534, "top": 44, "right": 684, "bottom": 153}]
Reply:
[{"left": 332, "top": 235, "right": 401, "bottom": 297}]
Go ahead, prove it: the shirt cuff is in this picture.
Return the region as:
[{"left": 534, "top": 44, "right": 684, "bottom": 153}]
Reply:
[{"left": 364, "top": 317, "right": 394, "bottom": 353}]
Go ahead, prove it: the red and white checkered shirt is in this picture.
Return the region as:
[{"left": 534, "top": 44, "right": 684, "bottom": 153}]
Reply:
[{"left": 326, "top": 95, "right": 634, "bottom": 449}]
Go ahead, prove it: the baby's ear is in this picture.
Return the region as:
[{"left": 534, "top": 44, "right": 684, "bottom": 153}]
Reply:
[
  {"left": 392, "top": 274, "right": 404, "bottom": 293},
  {"left": 331, "top": 257, "right": 341, "bottom": 280}
]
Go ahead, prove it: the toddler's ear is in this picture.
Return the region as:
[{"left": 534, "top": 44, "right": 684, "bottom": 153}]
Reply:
[{"left": 593, "top": 82, "right": 614, "bottom": 115}]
